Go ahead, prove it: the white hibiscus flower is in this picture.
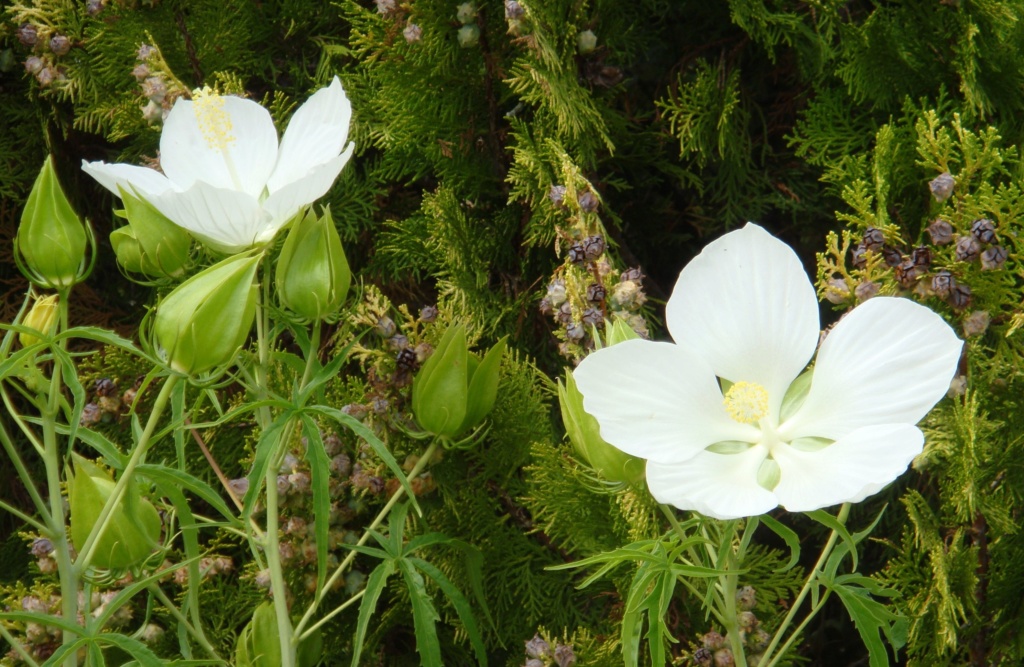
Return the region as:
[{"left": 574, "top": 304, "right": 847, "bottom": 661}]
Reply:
[
  {"left": 573, "top": 223, "right": 962, "bottom": 520},
  {"left": 83, "top": 77, "right": 354, "bottom": 254}
]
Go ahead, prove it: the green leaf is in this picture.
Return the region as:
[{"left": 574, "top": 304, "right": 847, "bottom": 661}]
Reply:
[
  {"left": 351, "top": 559, "right": 396, "bottom": 667},
  {"left": 137, "top": 464, "right": 237, "bottom": 525},
  {"left": 759, "top": 514, "right": 801, "bottom": 571},
  {"left": 826, "top": 577, "right": 907, "bottom": 667},
  {"left": 299, "top": 414, "right": 332, "bottom": 598},
  {"left": 806, "top": 508, "right": 858, "bottom": 571},
  {"left": 242, "top": 411, "right": 294, "bottom": 519},
  {"left": 398, "top": 559, "right": 443, "bottom": 666},
  {"left": 408, "top": 557, "right": 488, "bottom": 666},
  {"left": 95, "top": 631, "right": 164, "bottom": 667},
  {"left": 460, "top": 335, "right": 507, "bottom": 433}
]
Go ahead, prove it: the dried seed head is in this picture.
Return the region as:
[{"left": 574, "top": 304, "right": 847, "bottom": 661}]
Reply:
[
  {"left": 929, "top": 172, "right": 956, "bottom": 202},
  {"left": 931, "top": 271, "right": 955, "bottom": 297},
  {"left": 980, "top": 245, "right": 1008, "bottom": 270},
  {"left": 80, "top": 402, "right": 102, "bottom": 427},
  {"left": 862, "top": 227, "right": 884, "bottom": 252},
  {"left": 31, "top": 537, "right": 53, "bottom": 557},
  {"left": 419, "top": 305, "right": 438, "bottom": 322},
  {"left": 581, "top": 307, "right": 602, "bottom": 326},
  {"left": 955, "top": 235, "right": 981, "bottom": 262},
  {"left": 554, "top": 643, "right": 577, "bottom": 667},
  {"left": 549, "top": 185, "right": 567, "bottom": 206},
  {"left": 851, "top": 243, "right": 868, "bottom": 268},
  {"left": 396, "top": 347, "right": 418, "bottom": 370},
  {"left": 702, "top": 631, "right": 727, "bottom": 651},
  {"left": 17, "top": 23, "right": 38, "bottom": 47},
  {"left": 556, "top": 302, "right": 573, "bottom": 324},
  {"left": 927, "top": 219, "right": 954, "bottom": 245},
  {"left": 911, "top": 246, "right": 932, "bottom": 267},
  {"left": 525, "top": 634, "right": 551, "bottom": 658},
  {"left": 49, "top": 35, "right": 71, "bottom": 56},
  {"left": 586, "top": 283, "right": 606, "bottom": 303},
  {"left": 693, "top": 647, "right": 713, "bottom": 666},
  {"left": 566, "top": 322, "right": 585, "bottom": 341},
  {"left": 881, "top": 245, "right": 902, "bottom": 267},
  {"left": 403, "top": 23, "right": 422, "bottom": 42},
  {"left": 505, "top": 0, "right": 525, "bottom": 19},
  {"left": 578, "top": 191, "right": 599, "bottom": 213},
  {"left": 895, "top": 258, "right": 925, "bottom": 288},
  {"left": 567, "top": 243, "right": 586, "bottom": 264},
  {"left": 963, "top": 310, "right": 991, "bottom": 337},
  {"left": 949, "top": 284, "right": 972, "bottom": 310},
  {"left": 971, "top": 218, "right": 997, "bottom": 244},
  {"left": 735, "top": 585, "right": 757, "bottom": 611},
  {"left": 854, "top": 281, "right": 879, "bottom": 302},
  {"left": 620, "top": 267, "right": 644, "bottom": 283},
  {"left": 582, "top": 235, "right": 606, "bottom": 260},
  {"left": 94, "top": 377, "right": 117, "bottom": 397},
  {"left": 547, "top": 279, "right": 568, "bottom": 305},
  {"left": 713, "top": 648, "right": 735, "bottom": 667},
  {"left": 824, "top": 277, "right": 851, "bottom": 304}
]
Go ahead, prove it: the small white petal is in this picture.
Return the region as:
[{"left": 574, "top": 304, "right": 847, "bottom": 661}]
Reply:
[
  {"left": 262, "top": 145, "right": 354, "bottom": 226},
  {"left": 573, "top": 339, "right": 757, "bottom": 465},
  {"left": 146, "top": 182, "right": 270, "bottom": 254},
  {"left": 784, "top": 297, "right": 962, "bottom": 441},
  {"left": 160, "top": 95, "right": 278, "bottom": 198},
  {"left": 664, "top": 223, "right": 820, "bottom": 413},
  {"left": 646, "top": 447, "right": 778, "bottom": 520},
  {"left": 268, "top": 77, "right": 352, "bottom": 193},
  {"left": 81, "top": 160, "right": 175, "bottom": 198},
  {"left": 773, "top": 423, "right": 923, "bottom": 512}
]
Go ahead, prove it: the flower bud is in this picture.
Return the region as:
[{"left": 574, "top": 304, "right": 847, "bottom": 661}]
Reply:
[
  {"left": 458, "top": 24, "right": 480, "bottom": 48},
  {"left": 456, "top": 2, "right": 477, "bottom": 23},
  {"left": 19, "top": 294, "right": 59, "bottom": 348},
  {"left": 69, "top": 455, "right": 161, "bottom": 570},
  {"left": 17, "top": 157, "right": 90, "bottom": 288},
  {"left": 114, "top": 188, "right": 191, "bottom": 278},
  {"left": 577, "top": 29, "right": 598, "bottom": 54},
  {"left": 559, "top": 371, "right": 644, "bottom": 483},
  {"left": 235, "top": 602, "right": 322, "bottom": 667},
  {"left": 275, "top": 208, "right": 351, "bottom": 321},
  {"left": 153, "top": 254, "right": 260, "bottom": 375},
  {"left": 411, "top": 323, "right": 507, "bottom": 438}
]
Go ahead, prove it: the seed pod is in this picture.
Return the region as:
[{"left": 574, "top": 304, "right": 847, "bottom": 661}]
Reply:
[
  {"left": 713, "top": 648, "right": 735, "bottom": 667},
  {"left": 693, "top": 647, "right": 713, "bottom": 666},
  {"left": 565, "top": 321, "right": 585, "bottom": 341},
  {"left": 549, "top": 185, "right": 567, "bottom": 206},
  {"left": 396, "top": 348, "right": 418, "bottom": 370},
  {"left": 419, "top": 305, "right": 438, "bottom": 322},
  {"left": 949, "top": 283, "right": 972, "bottom": 310},
  {"left": 862, "top": 227, "right": 884, "bottom": 252},
  {"left": 911, "top": 246, "right": 932, "bottom": 267},
  {"left": 824, "top": 277, "right": 850, "bottom": 304},
  {"left": 403, "top": 23, "right": 422, "bottom": 42},
  {"left": 582, "top": 234, "right": 606, "bottom": 259},
  {"left": 620, "top": 267, "right": 644, "bottom": 283},
  {"left": 578, "top": 191, "right": 599, "bottom": 213},
  {"left": 927, "top": 219, "right": 954, "bottom": 245},
  {"left": 851, "top": 243, "right": 867, "bottom": 268},
  {"left": 581, "top": 307, "right": 602, "bottom": 326},
  {"left": 895, "top": 258, "right": 924, "bottom": 288},
  {"left": 931, "top": 271, "right": 955, "bottom": 297},
  {"left": 457, "top": 23, "right": 480, "bottom": 48},
  {"left": 24, "top": 56, "right": 44, "bottom": 75},
  {"left": 17, "top": 23, "right": 38, "bottom": 47},
  {"left": 881, "top": 245, "right": 901, "bottom": 267},
  {"left": 556, "top": 302, "right": 573, "bottom": 324},
  {"left": 735, "top": 585, "right": 757, "bottom": 611},
  {"left": 980, "top": 245, "right": 1007, "bottom": 270},
  {"left": 703, "top": 632, "right": 727, "bottom": 651},
  {"left": 577, "top": 29, "right": 598, "bottom": 54},
  {"left": 505, "top": 0, "right": 525, "bottom": 19},
  {"left": 854, "top": 281, "right": 879, "bottom": 302},
  {"left": 567, "top": 243, "right": 586, "bottom": 264},
  {"left": 963, "top": 311, "right": 990, "bottom": 337},
  {"left": 49, "top": 35, "right": 71, "bottom": 56},
  {"left": 525, "top": 634, "right": 551, "bottom": 659},
  {"left": 971, "top": 218, "right": 997, "bottom": 244},
  {"left": 955, "top": 236, "right": 981, "bottom": 262},
  {"left": 547, "top": 279, "right": 567, "bottom": 306},
  {"left": 586, "top": 283, "right": 606, "bottom": 303},
  {"left": 456, "top": 2, "right": 477, "bottom": 23},
  {"left": 554, "top": 644, "right": 576, "bottom": 667},
  {"left": 538, "top": 297, "right": 553, "bottom": 316},
  {"left": 929, "top": 172, "right": 955, "bottom": 202}
]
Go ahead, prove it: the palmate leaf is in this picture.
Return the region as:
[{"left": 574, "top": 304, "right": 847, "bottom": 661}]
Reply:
[
  {"left": 398, "top": 559, "right": 443, "bottom": 667},
  {"left": 299, "top": 414, "right": 333, "bottom": 598},
  {"left": 825, "top": 574, "right": 908, "bottom": 667},
  {"left": 351, "top": 559, "right": 396, "bottom": 667}
]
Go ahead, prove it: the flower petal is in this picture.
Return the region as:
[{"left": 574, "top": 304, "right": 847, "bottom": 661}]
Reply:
[
  {"left": 783, "top": 297, "right": 962, "bottom": 441},
  {"left": 646, "top": 447, "right": 778, "bottom": 520},
  {"left": 261, "top": 145, "right": 354, "bottom": 226},
  {"left": 268, "top": 77, "right": 352, "bottom": 193},
  {"left": 573, "top": 339, "right": 757, "bottom": 465},
  {"left": 773, "top": 423, "right": 923, "bottom": 512},
  {"left": 664, "top": 223, "right": 820, "bottom": 413},
  {"left": 160, "top": 95, "right": 278, "bottom": 198},
  {"left": 146, "top": 182, "right": 271, "bottom": 254},
  {"left": 81, "top": 160, "right": 175, "bottom": 198}
]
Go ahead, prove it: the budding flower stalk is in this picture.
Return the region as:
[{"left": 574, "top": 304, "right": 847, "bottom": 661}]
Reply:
[{"left": 275, "top": 207, "right": 351, "bottom": 321}]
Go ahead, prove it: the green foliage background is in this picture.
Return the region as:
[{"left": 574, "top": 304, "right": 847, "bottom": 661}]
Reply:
[{"left": 2, "top": 0, "right": 1024, "bottom": 665}]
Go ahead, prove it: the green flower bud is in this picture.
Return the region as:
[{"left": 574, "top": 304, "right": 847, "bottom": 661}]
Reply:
[
  {"left": 411, "top": 323, "right": 507, "bottom": 438},
  {"left": 19, "top": 294, "right": 59, "bottom": 348},
  {"left": 153, "top": 254, "right": 260, "bottom": 375},
  {"left": 235, "top": 603, "right": 322, "bottom": 667},
  {"left": 69, "top": 455, "right": 161, "bottom": 570},
  {"left": 16, "top": 156, "right": 90, "bottom": 288},
  {"left": 602, "top": 316, "right": 641, "bottom": 347},
  {"left": 558, "top": 371, "right": 644, "bottom": 484},
  {"left": 114, "top": 187, "right": 191, "bottom": 278},
  {"left": 275, "top": 208, "right": 351, "bottom": 321}
]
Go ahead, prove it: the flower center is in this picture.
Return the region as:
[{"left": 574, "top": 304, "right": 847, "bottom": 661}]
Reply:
[
  {"left": 723, "top": 381, "right": 769, "bottom": 425},
  {"left": 192, "top": 86, "right": 236, "bottom": 151}
]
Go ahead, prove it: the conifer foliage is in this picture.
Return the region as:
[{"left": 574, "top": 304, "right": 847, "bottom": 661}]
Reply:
[{"left": 3, "top": 0, "right": 1024, "bottom": 665}]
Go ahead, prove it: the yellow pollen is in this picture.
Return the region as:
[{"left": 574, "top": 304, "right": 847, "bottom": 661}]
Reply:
[
  {"left": 723, "top": 381, "right": 769, "bottom": 424},
  {"left": 192, "top": 86, "right": 235, "bottom": 151}
]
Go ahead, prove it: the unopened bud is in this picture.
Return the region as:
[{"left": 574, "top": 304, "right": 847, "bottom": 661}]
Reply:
[
  {"left": 17, "top": 157, "right": 90, "bottom": 288},
  {"left": 275, "top": 208, "right": 351, "bottom": 321},
  {"left": 456, "top": 2, "right": 477, "bottom": 23},
  {"left": 577, "top": 29, "right": 597, "bottom": 54},
  {"left": 458, "top": 24, "right": 480, "bottom": 48},
  {"left": 19, "top": 294, "right": 59, "bottom": 348}
]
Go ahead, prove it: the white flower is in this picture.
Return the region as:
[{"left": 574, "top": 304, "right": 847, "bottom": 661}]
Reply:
[
  {"left": 83, "top": 77, "right": 354, "bottom": 254},
  {"left": 573, "top": 224, "right": 962, "bottom": 520}
]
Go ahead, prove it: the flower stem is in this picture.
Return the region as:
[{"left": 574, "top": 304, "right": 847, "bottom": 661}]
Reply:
[
  {"left": 759, "top": 503, "right": 851, "bottom": 667},
  {"left": 293, "top": 437, "right": 441, "bottom": 639},
  {"left": 147, "top": 583, "right": 223, "bottom": 662}
]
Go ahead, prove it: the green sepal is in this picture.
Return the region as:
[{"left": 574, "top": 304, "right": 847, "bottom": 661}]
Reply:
[
  {"left": 16, "top": 156, "right": 89, "bottom": 288},
  {"left": 118, "top": 187, "right": 191, "bottom": 278},
  {"left": 459, "top": 335, "right": 507, "bottom": 435},
  {"left": 412, "top": 323, "right": 469, "bottom": 437},
  {"left": 235, "top": 602, "right": 322, "bottom": 667},
  {"left": 69, "top": 454, "right": 161, "bottom": 571},
  {"left": 275, "top": 207, "right": 351, "bottom": 321}
]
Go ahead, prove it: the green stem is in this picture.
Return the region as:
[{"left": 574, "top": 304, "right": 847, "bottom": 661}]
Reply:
[
  {"left": 294, "top": 438, "right": 441, "bottom": 637},
  {"left": 42, "top": 291, "right": 77, "bottom": 667},
  {"left": 75, "top": 375, "right": 180, "bottom": 570},
  {"left": 0, "top": 623, "right": 41, "bottom": 667},
  {"left": 760, "top": 503, "right": 851, "bottom": 667},
  {"left": 0, "top": 409, "right": 51, "bottom": 525},
  {"left": 716, "top": 520, "right": 748, "bottom": 667},
  {"left": 148, "top": 583, "right": 224, "bottom": 662},
  {"left": 297, "top": 588, "right": 365, "bottom": 642}
]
